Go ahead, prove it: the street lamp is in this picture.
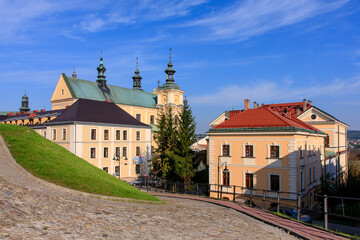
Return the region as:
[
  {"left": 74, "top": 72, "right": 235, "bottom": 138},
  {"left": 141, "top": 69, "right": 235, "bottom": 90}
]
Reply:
[
  {"left": 113, "top": 154, "right": 128, "bottom": 179},
  {"left": 217, "top": 155, "right": 228, "bottom": 199}
]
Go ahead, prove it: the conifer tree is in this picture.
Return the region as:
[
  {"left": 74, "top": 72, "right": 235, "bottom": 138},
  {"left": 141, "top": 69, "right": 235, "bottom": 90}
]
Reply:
[{"left": 173, "top": 98, "right": 197, "bottom": 184}]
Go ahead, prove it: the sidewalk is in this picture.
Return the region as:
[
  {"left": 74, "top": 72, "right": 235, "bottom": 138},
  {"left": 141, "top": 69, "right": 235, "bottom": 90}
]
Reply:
[{"left": 151, "top": 192, "right": 351, "bottom": 240}]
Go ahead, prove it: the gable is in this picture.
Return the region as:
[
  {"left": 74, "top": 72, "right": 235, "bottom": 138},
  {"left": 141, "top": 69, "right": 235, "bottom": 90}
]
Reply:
[
  {"left": 209, "top": 111, "right": 229, "bottom": 127},
  {"left": 298, "top": 106, "right": 349, "bottom": 127},
  {"left": 51, "top": 74, "right": 75, "bottom": 103}
]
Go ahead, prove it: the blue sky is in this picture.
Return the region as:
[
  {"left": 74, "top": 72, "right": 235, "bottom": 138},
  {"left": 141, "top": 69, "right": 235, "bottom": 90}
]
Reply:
[{"left": 0, "top": 0, "right": 359, "bottom": 133}]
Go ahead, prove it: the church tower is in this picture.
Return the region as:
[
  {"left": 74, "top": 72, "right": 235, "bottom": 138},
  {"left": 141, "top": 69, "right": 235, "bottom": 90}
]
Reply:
[
  {"left": 19, "top": 90, "right": 30, "bottom": 112},
  {"left": 96, "top": 51, "right": 107, "bottom": 88},
  {"left": 154, "top": 49, "right": 184, "bottom": 108},
  {"left": 133, "top": 57, "right": 143, "bottom": 90}
]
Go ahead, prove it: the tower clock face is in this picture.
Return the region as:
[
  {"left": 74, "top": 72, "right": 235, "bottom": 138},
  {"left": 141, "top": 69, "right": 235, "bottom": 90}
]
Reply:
[{"left": 311, "top": 114, "right": 317, "bottom": 120}]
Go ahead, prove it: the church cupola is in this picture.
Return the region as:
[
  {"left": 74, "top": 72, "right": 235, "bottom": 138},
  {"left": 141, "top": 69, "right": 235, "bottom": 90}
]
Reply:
[
  {"left": 19, "top": 90, "right": 30, "bottom": 112},
  {"left": 96, "top": 51, "right": 107, "bottom": 87},
  {"left": 72, "top": 65, "right": 77, "bottom": 78},
  {"left": 132, "top": 57, "right": 143, "bottom": 90},
  {"left": 165, "top": 48, "right": 176, "bottom": 83}
]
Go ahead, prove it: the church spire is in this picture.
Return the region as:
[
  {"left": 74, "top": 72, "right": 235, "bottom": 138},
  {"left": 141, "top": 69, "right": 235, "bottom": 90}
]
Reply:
[
  {"left": 19, "top": 90, "right": 30, "bottom": 112},
  {"left": 165, "top": 48, "right": 176, "bottom": 83},
  {"left": 72, "top": 65, "right": 77, "bottom": 78},
  {"left": 96, "top": 50, "right": 107, "bottom": 87},
  {"left": 132, "top": 57, "right": 142, "bottom": 90}
]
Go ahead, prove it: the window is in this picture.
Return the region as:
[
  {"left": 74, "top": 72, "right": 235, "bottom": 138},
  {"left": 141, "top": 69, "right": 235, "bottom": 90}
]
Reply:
[
  {"left": 309, "top": 168, "right": 312, "bottom": 183},
  {"left": 61, "top": 89, "right": 64, "bottom": 95},
  {"left": 223, "top": 145, "right": 230, "bottom": 156},
  {"left": 270, "top": 146, "right": 279, "bottom": 158},
  {"left": 104, "top": 129, "right": 109, "bottom": 140},
  {"left": 245, "top": 145, "right": 253, "bottom": 157},
  {"left": 52, "top": 129, "right": 56, "bottom": 140},
  {"left": 123, "top": 130, "right": 127, "bottom": 140},
  {"left": 116, "top": 130, "right": 121, "bottom": 140},
  {"left": 299, "top": 146, "right": 303, "bottom": 158},
  {"left": 115, "top": 147, "right": 120, "bottom": 157},
  {"left": 223, "top": 170, "right": 230, "bottom": 186},
  {"left": 115, "top": 166, "right": 119, "bottom": 174},
  {"left": 136, "top": 131, "right": 140, "bottom": 141},
  {"left": 325, "top": 136, "right": 329, "bottom": 147},
  {"left": 313, "top": 167, "right": 316, "bottom": 181},
  {"left": 43, "top": 131, "right": 46, "bottom": 138},
  {"left": 122, "top": 147, "right": 127, "bottom": 157},
  {"left": 103, "top": 167, "right": 108, "bottom": 173},
  {"left": 150, "top": 115, "right": 155, "bottom": 124},
  {"left": 245, "top": 173, "right": 253, "bottom": 189},
  {"left": 90, "top": 148, "right": 96, "bottom": 158},
  {"left": 174, "top": 115, "right": 179, "bottom": 125},
  {"left": 104, "top": 147, "right": 108, "bottom": 158},
  {"left": 91, "top": 129, "right": 96, "bottom": 140},
  {"left": 136, "top": 114, "right": 141, "bottom": 121},
  {"left": 62, "top": 129, "right": 66, "bottom": 140},
  {"left": 136, "top": 164, "right": 140, "bottom": 174},
  {"left": 270, "top": 175, "right": 279, "bottom": 191},
  {"left": 136, "top": 146, "right": 140, "bottom": 156}
]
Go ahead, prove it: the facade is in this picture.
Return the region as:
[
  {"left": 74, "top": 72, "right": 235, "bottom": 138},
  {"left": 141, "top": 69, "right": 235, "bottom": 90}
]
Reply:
[
  {"left": 208, "top": 99, "right": 348, "bottom": 207},
  {"left": 36, "top": 99, "right": 151, "bottom": 181}
]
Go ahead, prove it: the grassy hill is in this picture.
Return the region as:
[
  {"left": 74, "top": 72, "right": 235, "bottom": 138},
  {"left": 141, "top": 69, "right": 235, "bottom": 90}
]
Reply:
[{"left": 0, "top": 124, "right": 158, "bottom": 202}]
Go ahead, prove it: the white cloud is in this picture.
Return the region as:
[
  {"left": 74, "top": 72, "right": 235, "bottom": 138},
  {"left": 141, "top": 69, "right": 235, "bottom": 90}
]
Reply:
[
  {"left": 190, "top": 75, "right": 360, "bottom": 107},
  {"left": 78, "top": 0, "right": 207, "bottom": 33},
  {"left": 184, "top": 0, "right": 349, "bottom": 41}
]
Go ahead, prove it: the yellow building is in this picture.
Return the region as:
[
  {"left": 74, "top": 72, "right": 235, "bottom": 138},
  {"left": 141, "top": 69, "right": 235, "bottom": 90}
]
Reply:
[
  {"left": 208, "top": 99, "right": 348, "bottom": 207},
  {"left": 50, "top": 52, "right": 184, "bottom": 130}
]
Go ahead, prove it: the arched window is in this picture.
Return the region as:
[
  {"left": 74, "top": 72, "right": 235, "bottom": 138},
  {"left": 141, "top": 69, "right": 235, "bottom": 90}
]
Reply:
[
  {"left": 150, "top": 115, "right": 155, "bottom": 124},
  {"left": 174, "top": 115, "right": 179, "bottom": 125},
  {"left": 136, "top": 114, "right": 141, "bottom": 121}
]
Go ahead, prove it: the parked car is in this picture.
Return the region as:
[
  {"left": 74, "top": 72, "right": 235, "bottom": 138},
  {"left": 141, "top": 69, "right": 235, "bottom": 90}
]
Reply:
[{"left": 270, "top": 208, "right": 312, "bottom": 223}]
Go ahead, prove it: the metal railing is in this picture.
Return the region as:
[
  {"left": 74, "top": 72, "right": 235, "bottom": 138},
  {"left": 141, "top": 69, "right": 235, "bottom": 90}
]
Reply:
[{"left": 134, "top": 179, "right": 360, "bottom": 231}]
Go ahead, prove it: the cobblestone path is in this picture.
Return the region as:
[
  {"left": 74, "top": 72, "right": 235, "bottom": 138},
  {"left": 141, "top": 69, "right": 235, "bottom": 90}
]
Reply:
[{"left": 0, "top": 136, "right": 297, "bottom": 239}]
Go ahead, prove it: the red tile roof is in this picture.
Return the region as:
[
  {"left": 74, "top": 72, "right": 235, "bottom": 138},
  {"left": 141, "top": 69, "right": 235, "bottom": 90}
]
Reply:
[{"left": 213, "top": 106, "right": 319, "bottom": 132}]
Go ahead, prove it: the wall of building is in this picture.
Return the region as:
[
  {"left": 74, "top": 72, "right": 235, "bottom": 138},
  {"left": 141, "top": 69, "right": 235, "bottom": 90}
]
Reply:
[
  {"left": 41, "top": 123, "right": 151, "bottom": 181},
  {"left": 208, "top": 132, "right": 324, "bottom": 200}
]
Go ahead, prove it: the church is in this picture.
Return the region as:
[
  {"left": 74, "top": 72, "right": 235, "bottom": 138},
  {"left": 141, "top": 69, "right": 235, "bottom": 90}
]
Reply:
[{"left": 0, "top": 50, "right": 185, "bottom": 181}]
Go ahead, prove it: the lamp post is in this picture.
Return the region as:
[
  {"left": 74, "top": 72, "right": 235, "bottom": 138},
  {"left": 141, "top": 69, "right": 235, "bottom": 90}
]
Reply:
[
  {"left": 113, "top": 154, "right": 128, "bottom": 179},
  {"left": 217, "top": 155, "right": 228, "bottom": 199}
]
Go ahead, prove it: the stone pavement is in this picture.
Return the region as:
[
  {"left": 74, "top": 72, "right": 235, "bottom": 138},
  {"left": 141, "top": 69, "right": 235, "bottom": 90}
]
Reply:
[{"left": 0, "top": 135, "right": 297, "bottom": 239}]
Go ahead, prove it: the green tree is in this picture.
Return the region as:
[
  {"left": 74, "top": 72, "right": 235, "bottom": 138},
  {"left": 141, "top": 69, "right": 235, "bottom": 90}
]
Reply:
[
  {"left": 173, "top": 98, "right": 197, "bottom": 185},
  {"left": 150, "top": 106, "right": 176, "bottom": 180}
]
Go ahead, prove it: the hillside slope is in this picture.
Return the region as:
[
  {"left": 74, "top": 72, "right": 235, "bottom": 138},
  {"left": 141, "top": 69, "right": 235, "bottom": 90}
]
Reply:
[{"left": 0, "top": 124, "right": 158, "bottom": 201}]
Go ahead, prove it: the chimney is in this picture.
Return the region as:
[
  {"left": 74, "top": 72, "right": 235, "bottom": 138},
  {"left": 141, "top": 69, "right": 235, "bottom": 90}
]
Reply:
[
  {"left": 254, "top": 101, "right": 258, "bottom": 109},
  {"left": 41, "top": 109, "right": 46, "bottom": 112},
  {"left": 296, "top": 107, "right": 300, "bottom": 116},
  {"left": 65, "top": 105, "right": 70, "bottom": 109},
  {"left": 303, "top": 99, "right": 307, "bottom": 111},
  {"left": 244, "top": 99, "right": 250, "bottom": 111},
  {"left": 308, "top": 100, "right": 312, "bottom": 106},
  {"left": 33, "top": 110, "right": 39, "bottom": 113}
]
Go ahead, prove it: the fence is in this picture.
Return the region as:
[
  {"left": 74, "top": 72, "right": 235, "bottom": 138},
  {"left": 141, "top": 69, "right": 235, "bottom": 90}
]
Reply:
[{"left": 135, "top": 179, "right": 360, "bottom": 231}]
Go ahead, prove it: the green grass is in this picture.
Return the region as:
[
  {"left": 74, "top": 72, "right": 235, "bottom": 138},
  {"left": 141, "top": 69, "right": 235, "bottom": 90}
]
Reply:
[{"left": 0, "top": 124, "right": 158, "bottom": 202}]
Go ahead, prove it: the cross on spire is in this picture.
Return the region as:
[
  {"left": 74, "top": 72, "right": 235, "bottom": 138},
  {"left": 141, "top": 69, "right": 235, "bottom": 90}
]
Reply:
[
  {"left": 157, "top": 80, "right": 160, "bottom": 87},
  {"left": 169, "top": 48, "right": 172, "bottom": 60},
  {"left": 136, "top": 57, "right": 138, "bottom": 69}
]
